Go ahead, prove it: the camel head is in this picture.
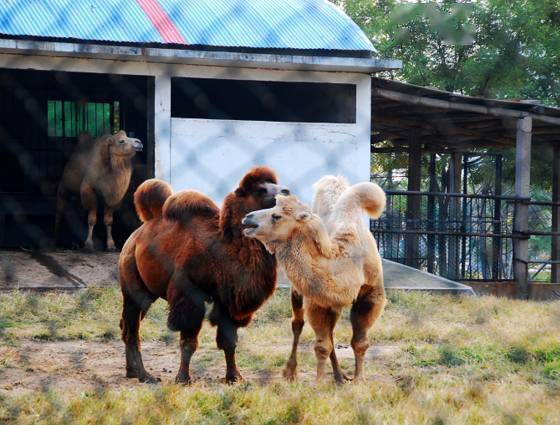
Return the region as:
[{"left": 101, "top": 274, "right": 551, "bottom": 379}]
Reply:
[
  {"left": 233, "top": 166, "right": 290, "bottom": 210},
  {"left": 242, "top": 194, "right": 318, "bottom": 250},
  {"left": 105, "top": 130, "right": 143, "bottom": 159}
]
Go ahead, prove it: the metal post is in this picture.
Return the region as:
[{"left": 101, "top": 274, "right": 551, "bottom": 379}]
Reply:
[
  {"left": 492, "top": 155, "right": 503, "bottom": 280},
  {"left": 405, "top": 141, "right": 422, "bottom": 268},
  {"left": 448, "top": 152, "right": 462, "bottom": 280},
  {"left": 461, "top": 155, "right": 468, "bottom": 278},
  {"left": 427, "top": 154, "right": 437, "bottom": 273},
  {"left": 438, "top": 166, "right": 449, "bottom": 277},
  {"left": 513, "top": 116, "right": 532, "bottom": 299},
  {"left": 552, "top": 146, "right": 560, "bottom": 282}
]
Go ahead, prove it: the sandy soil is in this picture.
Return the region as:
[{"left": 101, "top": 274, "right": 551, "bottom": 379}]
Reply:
[{"left": 0, "top": 341, "right": 400, "bottom": 396}]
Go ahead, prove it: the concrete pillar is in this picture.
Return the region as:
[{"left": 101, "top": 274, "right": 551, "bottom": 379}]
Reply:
[
  {"left": 154, "top": 73, "right": 172, "bottom": 182},
  {"left": 513, "top": 116, "right": 532, "bottom": 299}
]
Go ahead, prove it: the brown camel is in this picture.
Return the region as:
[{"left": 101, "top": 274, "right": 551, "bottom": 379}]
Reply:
[
  {"left": 55, "top": 130, "right": 142, "bottom": 250},
  {"left": 242, "top": 176, "right": 386, "bottom": 383},
  {"left": 119, "top": 167, "right": 289, "bottom": 384}
]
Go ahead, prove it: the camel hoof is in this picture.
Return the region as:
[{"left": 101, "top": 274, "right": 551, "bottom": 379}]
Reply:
[
  {"left": 175, "top": 373, "right": 192, "bottom": 385},
  {"left": 352, "top": 375, "right": 366, "bottom": 384},
  {"left": 282, "top": 367, "right": 298, "bottom": 382},
  {"left": 106, "top": 245, "right": 117, "bottom": 252},
  {"left": 83, "top": 242, "right": 95, "bottom": 252},
  {"left": 225, "top": 371, "right": 243, "bottom": 384},
  {"left": 334, "top": 373, "right": 352, "bottom": 385},
  {"left": 139, "top": 373, "right": 161, "bottom": 384}
]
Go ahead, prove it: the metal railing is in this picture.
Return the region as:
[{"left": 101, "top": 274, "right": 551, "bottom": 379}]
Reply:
[{"left": 371, "top": 190, "right": 560, "bottom": 282}]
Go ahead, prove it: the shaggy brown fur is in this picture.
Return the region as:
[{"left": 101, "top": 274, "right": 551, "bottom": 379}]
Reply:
[
  {"left": 55, "top": 130, "right": 142, "bottom": 250},
  {"left": 243, "top": 177, "right": 386, "bottom": 383},
  {"left": 119, "top": 166, "right": 289, "bottom": 384}
]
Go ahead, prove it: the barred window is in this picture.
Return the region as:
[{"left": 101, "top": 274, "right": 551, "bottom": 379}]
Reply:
[{"left": 47, "top": 100, "right": 120, "bottom": 138}]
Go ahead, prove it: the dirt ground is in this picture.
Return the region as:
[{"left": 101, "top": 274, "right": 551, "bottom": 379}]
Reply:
[
  {"left": 0, "top": 251, "right": 119, "bottom": 290},
  {"left": 0, "top": 341, "right": 400, "bottom": 397}
]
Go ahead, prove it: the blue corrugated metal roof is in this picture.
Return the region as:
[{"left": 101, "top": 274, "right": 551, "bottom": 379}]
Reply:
[{"left": 0, "top": 0, "right": 374, "bottom": 55}]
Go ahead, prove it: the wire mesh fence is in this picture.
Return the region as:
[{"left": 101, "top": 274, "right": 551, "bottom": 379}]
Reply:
[
  {"left": 0, "top": 0, "right": 559, "bottom": 293},
  {"left": 0, "top": 0, "right": 380, "bottom": 297}
]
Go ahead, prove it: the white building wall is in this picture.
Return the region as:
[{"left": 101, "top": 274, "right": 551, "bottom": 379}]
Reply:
[
  {"left": 0, "top": 53, "right": 371, "bottom": 204},
  {"left": 169, "top": 69, "right": 371, "bottom": 203}
]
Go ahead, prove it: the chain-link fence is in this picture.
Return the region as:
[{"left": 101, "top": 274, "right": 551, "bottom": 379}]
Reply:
[{"left": 0, "top": 0, "right": 385, "bottom": 294}]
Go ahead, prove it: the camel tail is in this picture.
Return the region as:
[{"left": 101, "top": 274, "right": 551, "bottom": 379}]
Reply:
[
  {"left": 134, "top": 179, "right": 173, "bottom": 222},
  {"left": 335, "top": 182, "right": 386, "bottom": 219}
]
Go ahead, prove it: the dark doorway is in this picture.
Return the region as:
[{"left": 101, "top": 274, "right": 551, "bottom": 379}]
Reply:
[{"left": 0, "top": 69, "right": 154, "bottom": 249}]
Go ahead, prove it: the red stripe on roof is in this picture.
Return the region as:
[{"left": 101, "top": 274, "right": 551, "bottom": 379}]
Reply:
[{"left": 136, "top": 0, "right": 186, "bottom": 44}]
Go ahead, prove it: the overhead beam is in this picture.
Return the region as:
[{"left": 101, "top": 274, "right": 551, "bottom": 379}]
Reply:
[{"left": 374, "top": 88, "right": 560, "bottom": 126}]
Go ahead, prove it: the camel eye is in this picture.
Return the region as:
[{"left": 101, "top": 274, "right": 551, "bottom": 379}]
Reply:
[
  {"left": 271, "top": 214, "right": 282, "bottom": 222},
  {"left": 119, "top": 139, "right": 125, "bottom": 144}
]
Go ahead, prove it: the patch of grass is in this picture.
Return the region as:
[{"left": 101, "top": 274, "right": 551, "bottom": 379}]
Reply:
[
  {"left": 1, "top": 288, "right": 560, "bottom": 423},
  {"left": 507, "top": 346, "right": 531, "bottom": 364},
  {"left": 438, "top": 345, "right": 465, "bottom": 367}
]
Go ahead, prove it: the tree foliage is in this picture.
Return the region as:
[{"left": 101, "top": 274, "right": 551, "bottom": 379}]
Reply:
[
  {"left": 337, "top": 0, "right": 560, "bottom": 105},
  {"left": 338, "top": 0, "right": 560, "bottom": 195}
]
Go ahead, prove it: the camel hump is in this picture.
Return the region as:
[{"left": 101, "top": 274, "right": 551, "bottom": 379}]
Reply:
[
  {"left": 163, "top": 190, "right": 219, "bottom": 224},
  {"left": 335, "top": 182, "right": 386, "bottom": 219},
  {"left": 134, "top": 179, "right": 174, "bottom": 222}
]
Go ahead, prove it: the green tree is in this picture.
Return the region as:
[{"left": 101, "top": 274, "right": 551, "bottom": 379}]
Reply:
[{"left": 337, "top": 0, "right": 560, "bottom": 105}]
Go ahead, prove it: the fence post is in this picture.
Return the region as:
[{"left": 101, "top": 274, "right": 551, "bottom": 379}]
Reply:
[
  {"left": 427, "top": 154, "right": 437, "bottom": 273},
  {"left": 405, "top": 141, "right": 421, "bottom": 268},
  {"left": 492, "top": 155, "right": 503, "bottom": 280},
  {"left": 448, "top": 152, "right": 462, "bottom": 280},
  {"left": 552, "top": 146, "right": 560, "bottom": 282},
  {"left": 513, "top": 115, "right": 532, "bottom": 299}
]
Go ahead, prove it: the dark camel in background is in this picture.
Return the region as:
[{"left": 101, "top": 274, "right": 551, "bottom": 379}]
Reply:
[{"left": 55, "top": 130, "right": 142, "bottom": 250}]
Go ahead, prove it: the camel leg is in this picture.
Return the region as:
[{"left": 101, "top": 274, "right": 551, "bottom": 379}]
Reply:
[
  {"left": 307, "top": 303, "right": 338, "bottom": 384},
  {"left": 80, "top": 184, "right": 97, "bottom": 250},
  {"left": 321, "top": 308, "right": 350, "bottom": 384},
  {"left": 329, "top": 333, "right": 351, "bottom": 384},
  {"left": 103, "top": 206, "right": 116, "bottom": 251},
  {"left": 283, "top": 289, "right": 305, "bottom": 381},
  {"left": 54, "top": 185, "right": 66, "bottom": 246},
  {"left": 350, "top": 284, "right": 386, "bottom": 382},
  {"left": 121, "top": 292, "right": 157, "bottom": 383},
  {"left": 167, "top": 279, "right": 206, "bottom": 384},
  {"left": 209, "top": 303, "right": 242, "bottom": 383}
]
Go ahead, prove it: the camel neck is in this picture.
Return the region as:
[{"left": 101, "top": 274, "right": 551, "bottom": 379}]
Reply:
[{"left": 110, "top": 155, "right": 131, "bottom": 171}]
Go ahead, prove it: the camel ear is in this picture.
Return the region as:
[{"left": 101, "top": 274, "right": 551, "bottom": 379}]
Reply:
[{"left": 296, "top": 211, "right": 311, "bottom": 222}]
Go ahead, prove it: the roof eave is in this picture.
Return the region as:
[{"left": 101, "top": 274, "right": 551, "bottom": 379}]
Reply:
[{"left": 0, "top": 38, "right": 402, "bottom": 73}]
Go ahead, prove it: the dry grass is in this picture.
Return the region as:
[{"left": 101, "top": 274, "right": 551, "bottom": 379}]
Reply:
[{"left": 1, "top": 288, "right": 560, "bottom": 424}]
